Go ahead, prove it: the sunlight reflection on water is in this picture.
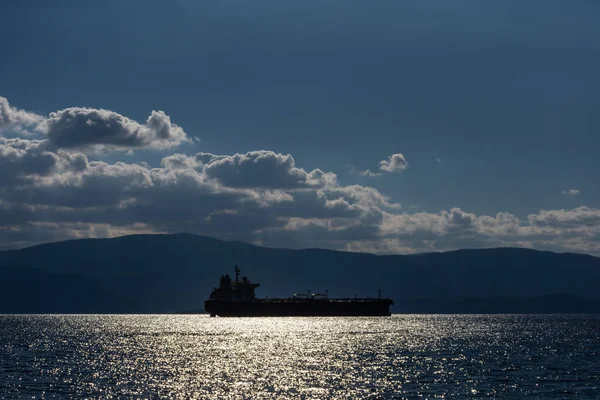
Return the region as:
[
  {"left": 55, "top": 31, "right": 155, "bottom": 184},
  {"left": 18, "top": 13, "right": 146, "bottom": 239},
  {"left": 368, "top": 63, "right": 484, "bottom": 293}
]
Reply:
[{"left": 1, "top": 315, "right": 599, "bottom": 398}]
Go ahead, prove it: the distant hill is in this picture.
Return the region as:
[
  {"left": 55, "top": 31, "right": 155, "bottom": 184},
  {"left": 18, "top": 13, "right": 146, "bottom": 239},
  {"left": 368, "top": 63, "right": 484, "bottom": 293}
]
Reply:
[
  {"left": 0, "top": 266, "right": 135, "bottom": 313},
  {"left": 394, "top": 294, "right": 600, "bottom": 314},
  {"left": 1, "top": 233, "right": 599, "bottom": 313}
]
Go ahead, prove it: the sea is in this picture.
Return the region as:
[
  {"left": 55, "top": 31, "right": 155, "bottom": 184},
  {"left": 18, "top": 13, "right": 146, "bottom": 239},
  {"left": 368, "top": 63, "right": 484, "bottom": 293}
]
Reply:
[{"left": 0, "top": 315, "right": 598, "bottom": 399}]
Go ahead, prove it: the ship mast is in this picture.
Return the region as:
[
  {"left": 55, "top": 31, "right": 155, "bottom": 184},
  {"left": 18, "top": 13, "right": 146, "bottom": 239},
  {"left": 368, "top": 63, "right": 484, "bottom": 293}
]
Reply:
[{"left": 234, "top": 265, "right": 240, "bottom": 283}]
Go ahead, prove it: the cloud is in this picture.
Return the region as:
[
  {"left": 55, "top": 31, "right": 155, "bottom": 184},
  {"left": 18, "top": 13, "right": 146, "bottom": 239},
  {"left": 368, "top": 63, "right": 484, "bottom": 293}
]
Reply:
[
  {"left": 260, "top": 204, "right": 600, "bottom": 256},
  {"left": 2, "top": 96, "right": 600, "bottom": 256},
  {"left": 37, "top": 107, "right": 189, "bottom": 151},
  {"left": 360, "top": 169, "right": 382, "bottom": 177},
  {"left": 0, "top": 96, "right": 44, "bottom": 133},
  {"left": 344, "top": 238, "right": 431, "bottom": 255},
  {"left": 323, "top": 185, "right": 401, "bottom": 212},
  {"left": 2, "top": 134, "right": 600, "bottom": 255},
  {"left": 379, "top": 153, "right": 408, "bottom": 173},
  {"left": 200, "top": 150, "right": 337, "bottom": 189},
  {"left": 2, "top": 133, "right": 600, "bottom": 255},
  {"left": 161, "top": 153, "right": 203, "bottom": 170},
  {"left": 0, "top": 137, "right": 88, "bottom": 189},
  {"left": 0, "top": 221, "right": 156, "bottom": 251},
  {"left": 350, "top": 153, "right": 407, "bottom": 177},
  {"left": 561, "top": 189, "right": 580, "bottom": 196},
  {"left": 348, "top": 164, "right": 381, "bottom": 178},
  {"left": 0, "top": 132, "right": 409, "bottom": 251},
  {"left": 373, "top": 206, "right": 600, "bottom": 254},
  {"left": 1, "top": 95, "right": 190, "bottom": 151},
  {"left": 527, "top": 206, "right": 600, "bottom": 229},
  {"left": 0, "top": 139, "right": 353, "bottom": 247}
]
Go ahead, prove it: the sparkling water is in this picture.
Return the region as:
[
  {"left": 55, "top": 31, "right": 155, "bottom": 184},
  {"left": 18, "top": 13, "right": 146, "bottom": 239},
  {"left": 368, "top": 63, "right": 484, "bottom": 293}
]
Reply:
[{"left": 1, "top": 315, "right": 598, "bottom": 399}]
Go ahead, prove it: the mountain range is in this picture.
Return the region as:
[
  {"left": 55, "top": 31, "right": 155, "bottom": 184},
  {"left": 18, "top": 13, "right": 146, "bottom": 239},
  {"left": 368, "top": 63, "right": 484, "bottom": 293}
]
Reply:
[{"left": 1, "top": 233, "right": 599, "bottom": 313}]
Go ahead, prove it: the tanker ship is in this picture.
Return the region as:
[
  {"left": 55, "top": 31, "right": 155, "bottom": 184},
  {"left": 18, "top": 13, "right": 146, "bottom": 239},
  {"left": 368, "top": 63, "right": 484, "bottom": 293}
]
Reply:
[{"left": 204, "top": 266, "right": 393, "bottom": 317}]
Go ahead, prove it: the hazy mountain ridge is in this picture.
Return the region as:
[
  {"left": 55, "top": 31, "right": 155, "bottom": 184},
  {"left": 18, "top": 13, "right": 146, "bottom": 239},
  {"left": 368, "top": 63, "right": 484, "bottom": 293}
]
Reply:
[
  {"left": 1, "top": 233, "right": 599, "bottom": 313},
  {"left": 0, "top": 265, "right": 135, "bottom": 313}
]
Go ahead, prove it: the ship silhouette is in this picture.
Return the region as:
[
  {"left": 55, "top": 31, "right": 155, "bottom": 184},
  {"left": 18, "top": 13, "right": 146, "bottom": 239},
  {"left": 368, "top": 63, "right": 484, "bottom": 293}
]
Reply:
[{"left": 204, "top": 266, "right": 393, "bottom": 316}]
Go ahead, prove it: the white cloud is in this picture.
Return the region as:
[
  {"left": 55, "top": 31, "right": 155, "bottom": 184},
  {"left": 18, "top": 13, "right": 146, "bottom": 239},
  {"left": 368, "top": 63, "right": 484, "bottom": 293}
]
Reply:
[
  {"left": 360, "top": 169, "right": 382, "bottom": 177},
  {"left": 527, "top": 206, "right": 600, "bottom": 230},
  {"left": 352, "top": 153, "right": 407, "bottom": 177},
  {"left": 0, "top": 96, "right": 44, "bottom": 133},
  {"left": 374, "top": 206, "right": 600, "bottom": 255},
  {"left": 1, "top": 96, "right": 189, "bottom": 151},
  {"left": 37, "top": 107, "right": 189, "bottom": 151},
  {"left": 3, "top": 131, "right": 600, "bottom": 256},
  {"left": 0, "top": 221, "right": 158, "bottom": 251},
  {"left": 344, "top": 238, "right": 429, "bottom": 254},
  {"left": 201, "top": 150, "right": 337, "bottom": 189},
  {"left": 161, "top": 153, "right": 203, "bottom": 170},
  {"left": 0, "top": 137, "right": 88, "bottom": 188},
  {"left": 379, "top": 153, "right": 408, "bottom": 172},
  {"left": 561, "top": 189, "right": 580, "bottom": 196},
  {"left": 2, "top": 134, "right": 600, "bottom": 255},
  {"left": 2, "top": 95, "right": 600, "bottom": 256}
]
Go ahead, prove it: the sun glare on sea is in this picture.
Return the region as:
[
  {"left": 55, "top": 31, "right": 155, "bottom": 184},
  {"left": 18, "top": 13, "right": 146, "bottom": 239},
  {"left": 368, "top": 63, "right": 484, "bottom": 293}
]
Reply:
[{"left": 1, "top": 315, "right": 599, "bottom": 398}]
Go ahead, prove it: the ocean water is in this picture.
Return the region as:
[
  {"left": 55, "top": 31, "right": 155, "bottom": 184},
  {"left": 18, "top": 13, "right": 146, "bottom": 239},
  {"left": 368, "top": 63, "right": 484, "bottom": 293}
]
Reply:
[{"left": 0, "top": 315, "right": 598, "bottom": 399}]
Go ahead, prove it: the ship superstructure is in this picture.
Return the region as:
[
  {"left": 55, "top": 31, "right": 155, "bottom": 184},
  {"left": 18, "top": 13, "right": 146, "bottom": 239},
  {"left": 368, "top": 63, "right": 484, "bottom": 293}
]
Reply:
[{"left": 204, "top": 266, "right": 393, "bottom": 317}]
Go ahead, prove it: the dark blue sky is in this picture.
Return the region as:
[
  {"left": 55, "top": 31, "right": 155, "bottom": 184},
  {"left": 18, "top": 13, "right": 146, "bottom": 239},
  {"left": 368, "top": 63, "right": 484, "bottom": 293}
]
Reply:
[{"left": 1, "top": 1, "right": 599, "bottom": 254}]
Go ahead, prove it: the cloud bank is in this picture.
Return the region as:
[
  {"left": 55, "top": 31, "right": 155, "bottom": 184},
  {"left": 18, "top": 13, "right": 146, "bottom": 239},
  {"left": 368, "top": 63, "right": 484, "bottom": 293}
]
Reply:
[{"left": 1, "top": 95, "right": 599, "bottom": 256}]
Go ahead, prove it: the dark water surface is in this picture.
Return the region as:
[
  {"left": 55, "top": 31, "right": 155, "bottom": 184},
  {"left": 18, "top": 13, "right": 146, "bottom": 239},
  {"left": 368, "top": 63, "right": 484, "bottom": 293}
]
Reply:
[{"left": 1, "top": 315, "right": 598, "bottom": 399}]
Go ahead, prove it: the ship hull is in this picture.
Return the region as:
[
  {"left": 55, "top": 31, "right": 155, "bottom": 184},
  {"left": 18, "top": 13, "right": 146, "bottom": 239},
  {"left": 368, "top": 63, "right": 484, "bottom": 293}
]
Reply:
[{"left": 205, "top": 299, "right": 393, "bottom": 317}]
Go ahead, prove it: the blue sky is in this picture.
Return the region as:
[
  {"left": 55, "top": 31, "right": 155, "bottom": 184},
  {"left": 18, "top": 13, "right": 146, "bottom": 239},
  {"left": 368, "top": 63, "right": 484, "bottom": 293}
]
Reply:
[{"left": 1, "top": 1, "right": 599, "bottom": 254}]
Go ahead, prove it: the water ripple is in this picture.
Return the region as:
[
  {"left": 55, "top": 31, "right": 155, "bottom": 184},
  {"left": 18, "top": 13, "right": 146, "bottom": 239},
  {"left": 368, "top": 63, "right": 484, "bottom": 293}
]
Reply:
[{"left": 0, "top": 315, "right": 598, "bottom": 399}]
